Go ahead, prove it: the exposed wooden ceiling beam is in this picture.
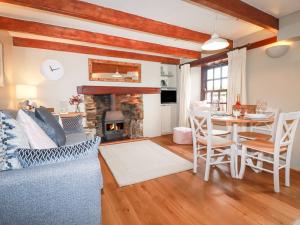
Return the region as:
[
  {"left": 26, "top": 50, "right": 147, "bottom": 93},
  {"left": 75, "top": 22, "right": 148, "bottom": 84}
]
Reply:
[
  {"left": 184, "top": 36, "right": 277, "bottom": 67},
  {"left": 0, "top": 0, "right": 216, "bottom": 43},
  {"left": 0, "top": 16, "right": 200, "bottom": 59},
  {"left": 13, "top": 37, "right": 181, "bottom": 65},
  {"left": 187, "top": 0, "right": 279, "bottom": 32}
]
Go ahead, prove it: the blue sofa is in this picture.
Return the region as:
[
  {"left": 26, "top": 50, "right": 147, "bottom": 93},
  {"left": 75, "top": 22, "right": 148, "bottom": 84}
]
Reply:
[{"left": 0, "top": 111, "right": 103, "bottom": 225}]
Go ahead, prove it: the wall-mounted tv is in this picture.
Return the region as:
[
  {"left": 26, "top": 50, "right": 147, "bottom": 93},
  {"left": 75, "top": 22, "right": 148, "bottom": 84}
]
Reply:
[{"left": 161, "top": 89, "right": 177, "bottom": 104}]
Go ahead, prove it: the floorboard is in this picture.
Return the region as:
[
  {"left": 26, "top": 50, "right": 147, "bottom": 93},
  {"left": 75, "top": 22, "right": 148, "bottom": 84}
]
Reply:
[{"left": 100, "top": 135, "right": 300, "bottom": 225}]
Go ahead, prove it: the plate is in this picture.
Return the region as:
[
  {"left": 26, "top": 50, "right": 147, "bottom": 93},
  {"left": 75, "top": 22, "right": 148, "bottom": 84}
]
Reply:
[{"left": 245, "top": 113, "right": 267, "bottom": 119}]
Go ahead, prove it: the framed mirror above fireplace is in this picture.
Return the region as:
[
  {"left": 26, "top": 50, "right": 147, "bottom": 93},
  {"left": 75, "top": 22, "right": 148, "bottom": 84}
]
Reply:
[{"left": 89, "top": 59, "right": 141, "bottom": 83}]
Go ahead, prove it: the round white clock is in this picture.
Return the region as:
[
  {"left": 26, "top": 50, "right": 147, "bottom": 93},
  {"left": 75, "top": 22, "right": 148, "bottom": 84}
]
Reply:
[{"left": 40, "top": 59, "right": 64, "bottom": 80}]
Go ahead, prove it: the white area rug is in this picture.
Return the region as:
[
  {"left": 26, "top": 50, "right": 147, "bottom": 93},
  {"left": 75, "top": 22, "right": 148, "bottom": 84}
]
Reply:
[{"left": 100, "top": 140, "right": 193, "bottom": 187}]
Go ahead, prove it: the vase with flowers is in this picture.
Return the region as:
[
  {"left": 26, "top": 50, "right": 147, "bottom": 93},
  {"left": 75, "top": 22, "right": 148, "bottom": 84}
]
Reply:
[{"left": 69, "top": 95, "right": 83, "bottom": 113}]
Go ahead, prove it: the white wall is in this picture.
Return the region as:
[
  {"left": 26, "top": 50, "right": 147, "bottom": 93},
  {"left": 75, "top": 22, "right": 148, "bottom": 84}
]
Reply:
[
  {"left": 0, "top": 42, "right": 162, "bottom": 137},
  {"left": 278, "top": 10, "right": 300, "bottom": 41},
  {"left": 244, "top": 41, "right": 300, "bottom": 170}
]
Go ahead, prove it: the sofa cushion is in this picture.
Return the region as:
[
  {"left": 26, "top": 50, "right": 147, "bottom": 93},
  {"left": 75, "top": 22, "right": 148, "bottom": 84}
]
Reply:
[
  {"left": 24, "top": 110, "right": 62, "bottom": 145},
  {"left": 0, "top": 111, "right": 30, "bottom": 171},
  {"left": 35, "top": 106, "right": 66, "bottom": 146},
  {"left": 17, "top": 136, "right": 101, "bottom": 168},
  {"left": 61, "top": 115, "right": 85, "bottom": 135},
  {"left": 65, "top": 133, "right": 88, "bottom": 145},
  {"left": 17, "top": 110, "right": 57, "bottom": 149}
]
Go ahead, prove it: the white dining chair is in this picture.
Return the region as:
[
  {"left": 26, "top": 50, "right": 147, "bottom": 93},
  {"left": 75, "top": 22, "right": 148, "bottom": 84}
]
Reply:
[
  {"left": 239, "top": 111, "right": 300, "bottom": 192},
  {"left": 189, "top": 102, "right": 231, "bottom": 137},
  {"left": 238, "top": 107, "right": 280, "bottom": 141},
  {"left": 238, "top": 107, "right": 280, "bottom": 173},
  {"left": 189, "top": 111, "right": 236, "bottom": 181}
]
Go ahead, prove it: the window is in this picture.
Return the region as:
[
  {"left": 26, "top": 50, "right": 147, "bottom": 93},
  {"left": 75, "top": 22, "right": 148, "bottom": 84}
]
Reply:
[{"left": 201, "top": 63, "right": 228, "bottom": 111}]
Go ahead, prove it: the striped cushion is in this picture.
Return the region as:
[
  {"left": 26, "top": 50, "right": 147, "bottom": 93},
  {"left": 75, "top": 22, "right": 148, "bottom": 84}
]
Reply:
[{"left": 17, "top": 136, "right": 100, "bottom": 168}]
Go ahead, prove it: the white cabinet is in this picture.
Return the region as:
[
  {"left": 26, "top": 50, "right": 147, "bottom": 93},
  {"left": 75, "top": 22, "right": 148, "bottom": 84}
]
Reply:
[{"left": 161, "top": 104, "right": 178, "bottom": 134}]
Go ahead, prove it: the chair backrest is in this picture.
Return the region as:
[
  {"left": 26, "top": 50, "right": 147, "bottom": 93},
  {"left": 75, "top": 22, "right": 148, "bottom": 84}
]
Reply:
[
  {"left": 190, "top": 100, "right": 211, "bottom": 113},
  {"left": 189, "top": 110, "right": 213, "bottom": 148},
  {"left": 252, "top": 107, "right": 280, "bottom": 141},
  {"left": 274, "top": 111, "right": 300, "bottom": 155}
]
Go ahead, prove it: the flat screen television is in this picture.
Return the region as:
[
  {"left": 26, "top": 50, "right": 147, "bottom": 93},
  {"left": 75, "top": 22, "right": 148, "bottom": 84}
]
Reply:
[{"left": 161, "top": 90, "right": 177, "bottom": 104}]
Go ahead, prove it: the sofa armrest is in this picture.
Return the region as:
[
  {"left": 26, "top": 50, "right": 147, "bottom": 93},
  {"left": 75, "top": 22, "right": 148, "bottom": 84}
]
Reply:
[{"left": 0, "top": 153, "right": 102, "bottom": 225}]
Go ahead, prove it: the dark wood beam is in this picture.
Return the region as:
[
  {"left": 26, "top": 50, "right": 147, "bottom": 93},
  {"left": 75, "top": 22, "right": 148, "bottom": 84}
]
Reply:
[
  {"left": 0, "top": 0, "right": 214, "bottom": 43},
  {"left": 13, "top": 37, "right": 180, "bottom": 65},
  {"left": 187, "top": 0, "right": 279, "bottom": 32},
  {"left": 0, "top": 16, "right": 200, "bottom": 59},
  {"left": 185, "top": 36, "right": 277, "bottom": 67},
  {"left": 77, "top": 86, "right": 160, "bottom": 95}
]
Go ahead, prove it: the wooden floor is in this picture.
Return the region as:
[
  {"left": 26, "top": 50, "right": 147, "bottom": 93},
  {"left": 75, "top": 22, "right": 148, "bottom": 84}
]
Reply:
[{"left": 100, "top": 135, "right": 300, "bottom": 225}]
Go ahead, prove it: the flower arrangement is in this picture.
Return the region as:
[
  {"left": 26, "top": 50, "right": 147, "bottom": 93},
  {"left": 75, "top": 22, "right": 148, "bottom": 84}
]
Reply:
[{"left": 69, "top": 95, "right": 83, "bottom": 112}]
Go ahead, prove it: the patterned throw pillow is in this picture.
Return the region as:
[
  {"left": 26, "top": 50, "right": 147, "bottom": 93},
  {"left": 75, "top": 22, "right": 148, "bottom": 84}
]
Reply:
[
  {"left": 0, "top": 111, "right": 30, "bottom": 171},
  {"left": 61, "top": 115, "right": 85, "bottom": 135},
  {"left": 17, "top": 136, "right": 101, "bottom": 168}
]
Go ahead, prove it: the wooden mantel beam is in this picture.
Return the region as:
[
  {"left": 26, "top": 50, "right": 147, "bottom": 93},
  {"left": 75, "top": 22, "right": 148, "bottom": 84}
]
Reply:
[
  {"left": 188, "top": 0, "right": 279, "bottom": 32},
  {"left": 0, "top": 16, "right": 200, "bottom": 59},
  {"left": 77, "top": 86, "right": 161, "bottom": 95},
  {"left": 13, "top": 37, "right": 180, "bottom": 65},
  {"left": 0, "top": 0, "right": 214, "bottom": 43}
]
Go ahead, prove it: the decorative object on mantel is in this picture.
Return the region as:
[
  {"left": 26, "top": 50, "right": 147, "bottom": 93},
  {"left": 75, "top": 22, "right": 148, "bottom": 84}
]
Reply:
[
  {"left": 88, "top": 59, "right": 141, "bottom": 83},
  {"left": 40, "top": 59, "right": 64, "bottom": 80},
  {"left": 0, "top": 42, "right": 4, "bottom": 87},
  {"left": 69, "top": 95, "right": 83, "bottom": 113},
  {"left": 265, "top": 44, "right": 290, "bottom": 58},
  {"left": 16, "top": 84, "right": 37, "bottom": 110}
]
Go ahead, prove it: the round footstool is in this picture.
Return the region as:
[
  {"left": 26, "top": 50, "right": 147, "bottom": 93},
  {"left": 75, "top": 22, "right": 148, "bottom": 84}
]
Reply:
[{"left": 173, "top": 127, "right": 192, "bottom": 144}]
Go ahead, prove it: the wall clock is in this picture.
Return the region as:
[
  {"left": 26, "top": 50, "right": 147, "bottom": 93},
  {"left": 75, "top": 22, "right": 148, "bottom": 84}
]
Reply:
[{"left": 40, "top": 59, "right": 64, "bottom": 80}]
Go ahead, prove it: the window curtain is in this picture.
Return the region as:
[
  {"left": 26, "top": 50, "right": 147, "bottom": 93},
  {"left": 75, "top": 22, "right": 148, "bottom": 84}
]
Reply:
[
  {"left": 178, "top": 64, "right": 191, "bottom": 127},
  {"left": 227, "top": 47, "right": 247, "bottom": 113}
]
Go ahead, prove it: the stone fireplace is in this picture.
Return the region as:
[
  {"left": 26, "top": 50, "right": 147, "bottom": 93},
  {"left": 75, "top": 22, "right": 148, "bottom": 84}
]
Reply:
[
  {"left": 83, "top": 93, "right": 144, "bottom": 141},
  {"left": 77, "top": 86, "right": 160, "bottom": 142}
]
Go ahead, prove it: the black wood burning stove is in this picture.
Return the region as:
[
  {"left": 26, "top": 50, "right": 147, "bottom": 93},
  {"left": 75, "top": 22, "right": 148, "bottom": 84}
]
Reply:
[
  {"left": 104, "top": 111, "right": 125, "bottom": 141},
  {"left": 103, "top": 95, "right": 125, "bottom": 141}
]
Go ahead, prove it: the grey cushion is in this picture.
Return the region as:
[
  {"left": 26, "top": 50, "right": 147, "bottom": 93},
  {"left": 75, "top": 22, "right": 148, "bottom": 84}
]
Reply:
[
  {"left": 0, "top": 111, "right": 29, "bottom": 171},
  {"left": 24, "top": 110, "right": 60, "bottom": 144},
  {"left": 17, "top": 137, "right": 101, "bottom": 168},
  {"left": 61, "top": 115, "right": 85, "bottom": 135},
  {"left": 35, "top": 106, "right": 66, "bottom": 146},
  {"left": 66, "top": 133, "right": 88, "bottom": 145}
]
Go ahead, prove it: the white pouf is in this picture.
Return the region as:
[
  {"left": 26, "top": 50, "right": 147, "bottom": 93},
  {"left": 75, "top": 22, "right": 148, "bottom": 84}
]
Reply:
[{"left": 173, "top": 127, "right": 192, "bottom": 145}]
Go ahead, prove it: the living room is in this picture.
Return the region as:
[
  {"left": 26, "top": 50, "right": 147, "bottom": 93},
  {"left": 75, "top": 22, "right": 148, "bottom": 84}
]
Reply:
[{"left": 1, "top": 1, "right": 300, "bottom": 225}]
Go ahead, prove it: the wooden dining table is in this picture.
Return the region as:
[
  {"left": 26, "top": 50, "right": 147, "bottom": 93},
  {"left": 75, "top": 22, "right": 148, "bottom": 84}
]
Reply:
[{"left": 211, "top": 115, "right": 274, "bottom": 177}]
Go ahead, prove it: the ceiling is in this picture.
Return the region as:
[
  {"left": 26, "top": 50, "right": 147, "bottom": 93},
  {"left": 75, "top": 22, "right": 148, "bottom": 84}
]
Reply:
[
  {"left": 1, "top": 0, "right": 300, "bottom": 59},
  {"left": 84, "top": 0, "right": 262, "bottom": 40},
  {"left": 242, "top": 0, "right": 300, "bottom": 17}
]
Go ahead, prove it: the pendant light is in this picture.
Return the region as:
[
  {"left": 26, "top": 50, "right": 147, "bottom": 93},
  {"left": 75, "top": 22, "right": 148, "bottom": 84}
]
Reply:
[
  {"left": 112, "top": 65, "right": 122, "bottom": 78},
  {"left": 201, "top": 15, "right": 229, "bottom": 51}
]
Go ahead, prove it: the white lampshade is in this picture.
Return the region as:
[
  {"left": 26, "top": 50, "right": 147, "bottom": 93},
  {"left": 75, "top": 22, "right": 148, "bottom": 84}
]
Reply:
[
  {"left": 16, "top": 84, "right": 37, "bottom": 99},
  {"left": 201, "top": 33, "right": 229, "bottom": 51},
  {"left": 265, "top": 45, "right": 289, "bottom": 58}
]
